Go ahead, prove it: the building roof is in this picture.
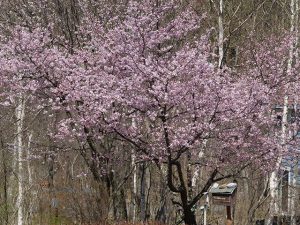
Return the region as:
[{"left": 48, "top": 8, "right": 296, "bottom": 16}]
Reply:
[{"left": 210, "top": 184, "right": 237, "bottom": 196}]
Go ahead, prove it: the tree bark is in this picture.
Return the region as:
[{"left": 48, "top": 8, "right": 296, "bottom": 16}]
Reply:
[
  {"left": 131, "top": 117, "right": 137, "bottom": 222},
  {"left": 15, "top": 95, "right": 25, "bottom": 225},
  {"left": 140, "top": 163, "right": 146, "bottom": 221},
  {"left": 1, "top": 136, "right": 9, "bottom": 225},
  {"left": 218, "top": 0, "right": 224, "bottom": 68},
  {"left": 183, "top": 208, "right": 197, "bottom": 225}
]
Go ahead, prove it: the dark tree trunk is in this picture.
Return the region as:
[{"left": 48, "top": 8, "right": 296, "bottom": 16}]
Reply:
[
  {"left": 140, "top": 163, "right": 146, "bottom": 221},
  {"left": 183, "top": 208, "right": 197, "bottom": 225},
  {"left": 120, "top": 188, "right": 128, "bottom": 221}
]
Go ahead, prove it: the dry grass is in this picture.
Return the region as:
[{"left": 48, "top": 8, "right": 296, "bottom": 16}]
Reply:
[
  {"left": 115, "top": 222, "right": 167, "bottom": 225},
  {"left": 86, "top": 221, "right": 168, "bottom": 225}
]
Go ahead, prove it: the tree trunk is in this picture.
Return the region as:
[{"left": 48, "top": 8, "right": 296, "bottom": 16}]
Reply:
[
  {"left": 290, "top": 1, "right": 299, "bottom": 224},
  {"left": 1, "top": 137, "right": 9, "bottom": 225},
  {"left": 120, "top": 188, "right": 128, "bottom": 221},
  {"left": 218, "top": 0, "right": 224, "bottom": 68},
  {"left": 131, "top": 117, "right": 137, "bottom": 222},
  {"left": 285, "top": 0, "right": 297, "bottom": 222},
  {"left": 268, "top": 0, "right": 297, "bottom": 223},
  {"left": 140, "top": 163, "right": 146, "bottom": 221},
  {"left": 15, "top": 96, "right": 25, "bottom": 225},
  {"left": 25, "top": 132, "right": 33, "bottom": 224},
  {"left": 131, "top": 151, "right": 137, "bottom": 221},
  {"left": 183, "top": 208, "right": 197, "bottom": 225}
]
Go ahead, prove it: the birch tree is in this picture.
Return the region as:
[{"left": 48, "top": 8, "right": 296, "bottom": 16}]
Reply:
[{"left": 15, "top": 96, "right": 25, "bottom": 225}]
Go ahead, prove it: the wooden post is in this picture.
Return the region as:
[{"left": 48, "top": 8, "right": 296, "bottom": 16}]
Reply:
[{"left": 226, "top": 205, "right": 233, "bottom": 225}]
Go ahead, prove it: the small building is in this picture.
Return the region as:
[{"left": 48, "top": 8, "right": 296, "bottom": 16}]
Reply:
[
  {"left": 210, "top": 184, "right": 237, "bottom": 207},
  {"left": 209, "top": 183, "right": 238, "bottom": 225}
]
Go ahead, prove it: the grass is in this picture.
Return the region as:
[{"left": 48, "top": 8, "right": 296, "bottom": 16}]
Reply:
[{"left": 85, "top": 222, "right": 168, "bottom": 225}]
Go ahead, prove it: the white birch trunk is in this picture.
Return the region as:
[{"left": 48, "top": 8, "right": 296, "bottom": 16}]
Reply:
[
  {"left": 132, "top": 150, "right": 137, "bottom": 221},
  {"left": 191, "top": 163, "right": 199, "bottom": 188},
  {"left": 192, "top": 139, "right": 206, "bottom": 188},
  {"left": 287, "top": 0, "right": 298, "bottom": 223},
  {"left": 25, "top": 132, "right": 33, "bottom": 224},
  {"left": 268, "top": 64, "right": 289, "bottom": 225},
  {"left": 295, "top": 0, "right": 299, "bottom": 58},
  {"left": 289, "top": 99, "right": 299, "bottom": 225},
  {"left": 290, "top": 2, "right": 298, "bottom": 224},
  {"left": 269, "top": 1, "right": 296, "bottom": 223},
  {"left": 218, "top": 0, "right": 224, "bottom": 68},
  {"left": 27, "top": 133, "right": 33, "bottom": 185},
  {"left": 290, "top": 161, "right": 298, "bottom": 225},
  {"left": 268, "top": 171, "right": 277, "bottom": 225},
  {"left": 131, "top": 117, "right": 137, "bottom": 222},
  {"left": 15, "top": 96, "right": 25, "bottom": 225}
]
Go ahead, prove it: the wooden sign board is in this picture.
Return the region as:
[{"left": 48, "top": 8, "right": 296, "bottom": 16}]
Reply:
[
  {"left": 212, "top": 195, "right": 232, "bottom": 206},
  {"left": 210, "top": 184, "right": 237, "bottom": 206}
]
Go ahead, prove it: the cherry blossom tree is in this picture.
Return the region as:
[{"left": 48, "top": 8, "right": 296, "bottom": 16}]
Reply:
[{"left": 0, "top": 0, "right": 295, "bottom": 224}]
